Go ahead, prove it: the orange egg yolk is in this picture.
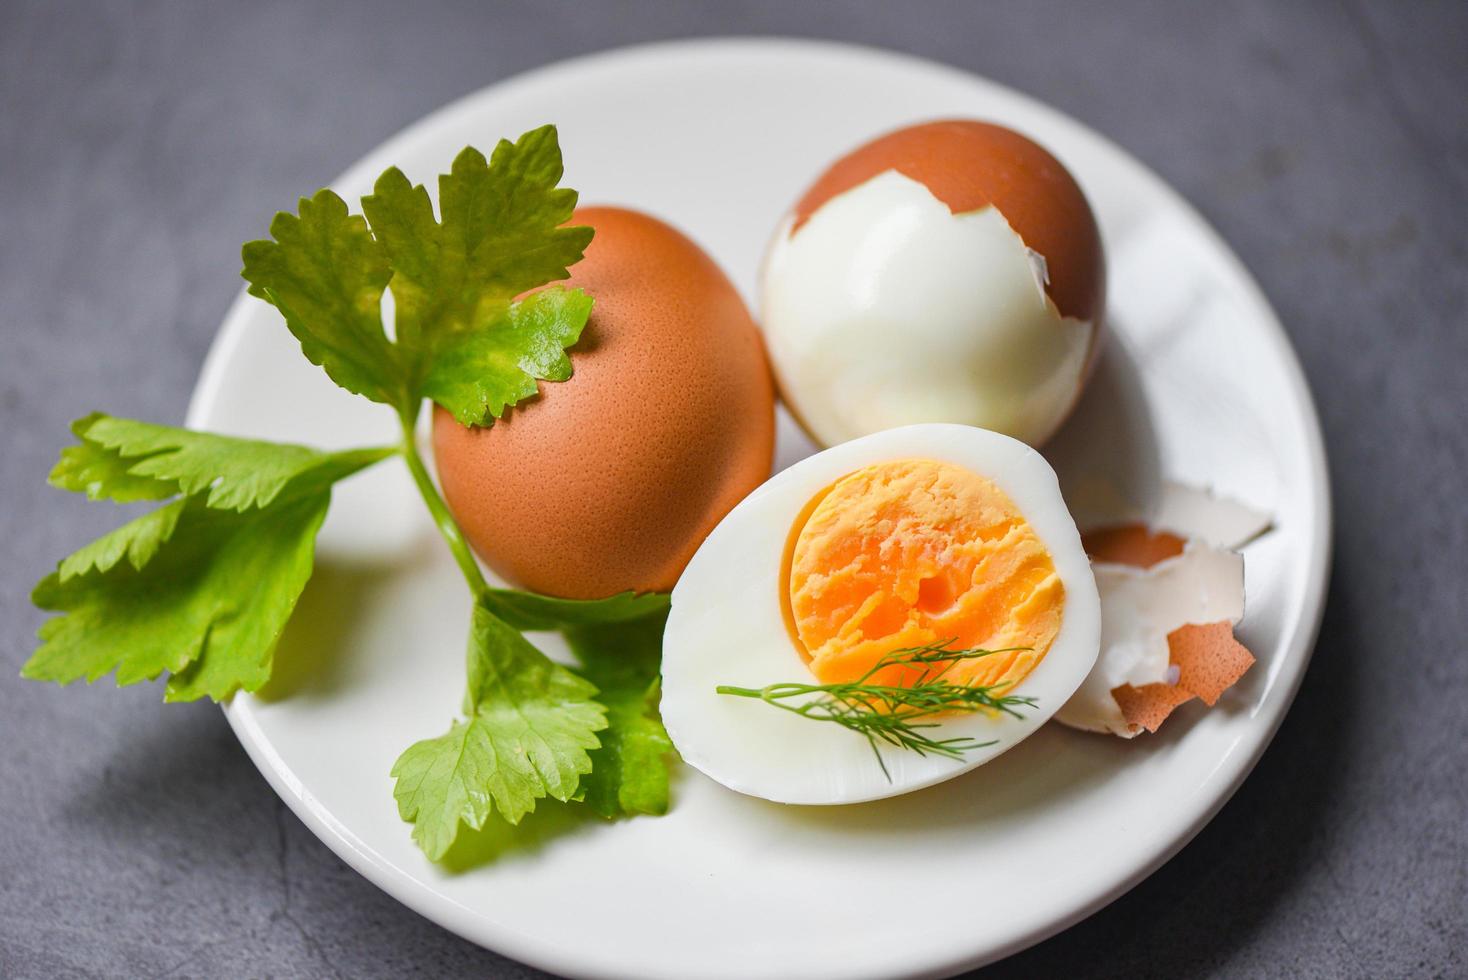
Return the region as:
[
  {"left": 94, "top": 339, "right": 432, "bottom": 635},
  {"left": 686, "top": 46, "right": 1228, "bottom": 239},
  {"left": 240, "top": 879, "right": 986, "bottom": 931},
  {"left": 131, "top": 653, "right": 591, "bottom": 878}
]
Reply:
[{"left": 783, "top": 459, "right": 1064, "bottom": 691}]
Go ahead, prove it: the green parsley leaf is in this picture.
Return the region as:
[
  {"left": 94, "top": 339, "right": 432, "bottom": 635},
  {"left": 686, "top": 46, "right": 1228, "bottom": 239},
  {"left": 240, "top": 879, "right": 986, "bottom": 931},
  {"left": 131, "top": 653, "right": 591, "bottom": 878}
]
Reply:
[
  {"left": 421, "top": 286, "right": 592, "bottom": 426},
  {"left": 49, "top": 413, "right": 180, "bottom": 502},
  {"left": 361, "top": 129, "right": 594, "bottom": 425},
  {"left": 27, "top": 435, "right": 391, "bottom": 700},
  {"left": 480, "top": 587, "right": 671, "bottom": 633},
  {"left": 50, "top": 414, "right": 394, "bottom": 512},
  {"left": 566, "top": 610, "right": 678, "bottom": 819},
  {"left": 363, "top": 129, "right": 590, "bottom": 351},
  {"left": 391, "top": 599, "right": 608, "bottom": 860},
  {"left": 26, "top": 491, "right": 329, "bottom": 699},
  {"left": 57, "top": 498, "right": 187, "bottom": 581},
  {"left": 242, "top": 190, "right": 406, "bottom": 410},
  {"left": 244, "top": 127, "right": 593, "bottom": 425}
]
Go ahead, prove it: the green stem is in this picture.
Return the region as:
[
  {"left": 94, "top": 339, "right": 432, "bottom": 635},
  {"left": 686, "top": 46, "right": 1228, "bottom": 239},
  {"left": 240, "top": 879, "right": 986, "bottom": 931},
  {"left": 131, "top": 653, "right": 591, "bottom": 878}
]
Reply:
[{"left": 399, "top": 409, "right": 489, "bottom": 598}]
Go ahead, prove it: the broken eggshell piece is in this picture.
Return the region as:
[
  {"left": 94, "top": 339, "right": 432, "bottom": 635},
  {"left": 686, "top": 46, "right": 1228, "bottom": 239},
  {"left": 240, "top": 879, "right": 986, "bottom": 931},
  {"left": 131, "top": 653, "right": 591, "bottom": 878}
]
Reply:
[
  {"left": 1152, "top": 481, "right": 1272, "bottom": 550},
  {"left": 1054, "top": 539, "right": 1251, "bottom": 737},
  {"left": 1055, "top": 483, "right": 1267, "bottom": 737},
  {"left": 1073, "top": 480, "right": 1272, "bottom": 554}
]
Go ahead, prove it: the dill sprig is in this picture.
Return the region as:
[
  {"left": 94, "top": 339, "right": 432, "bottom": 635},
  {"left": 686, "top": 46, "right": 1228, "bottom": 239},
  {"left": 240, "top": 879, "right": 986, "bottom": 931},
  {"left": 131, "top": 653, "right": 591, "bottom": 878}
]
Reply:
[{"left": 716, "top": 639, "right": 1037, "bottom": 780}]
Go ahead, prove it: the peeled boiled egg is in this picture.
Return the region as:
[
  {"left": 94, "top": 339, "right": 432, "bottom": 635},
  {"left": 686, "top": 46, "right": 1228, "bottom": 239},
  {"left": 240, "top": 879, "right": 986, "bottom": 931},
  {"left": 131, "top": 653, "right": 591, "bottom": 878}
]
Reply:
[
  {"left": 661, "top": 424, "right": 1101, "bottom": 804},
  {"left": 433, "top": 206, "right": 776, "bottom": 599},
  {"left": 760, "top": 120, "right": 1105, "bottom": 448}
]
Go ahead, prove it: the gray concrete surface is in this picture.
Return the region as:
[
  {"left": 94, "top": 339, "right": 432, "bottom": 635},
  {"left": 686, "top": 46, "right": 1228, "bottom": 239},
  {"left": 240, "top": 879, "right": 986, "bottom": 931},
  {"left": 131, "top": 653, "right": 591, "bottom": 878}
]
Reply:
[{"left": 2, "top": 1, "right": 1464, "bottom": 977}]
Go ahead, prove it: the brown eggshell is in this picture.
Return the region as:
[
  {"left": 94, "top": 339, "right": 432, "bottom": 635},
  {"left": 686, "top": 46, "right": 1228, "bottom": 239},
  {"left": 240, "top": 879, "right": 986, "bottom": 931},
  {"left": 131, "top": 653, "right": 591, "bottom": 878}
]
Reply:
[
  {"left": 432, "top": 206, "right": 776, "bottom": 599},
  {"left": 1111, "top": 677, "right": 1195, "bottom": 735},
  {"left": 1088, "top": 522, "right": 1258, "bottom": 735},
  {"left": 791, "top": 119, "right": 1106, "bottom": 325},
  {"left": 1082, "top": 524, "right": 1187, "bottom": 568},
  {"left": 1168, "top": 621, "right": 1256, "bottom": 707},
  {"left": 1111, "top": 622, "right": 1257, "bottom": 733}
]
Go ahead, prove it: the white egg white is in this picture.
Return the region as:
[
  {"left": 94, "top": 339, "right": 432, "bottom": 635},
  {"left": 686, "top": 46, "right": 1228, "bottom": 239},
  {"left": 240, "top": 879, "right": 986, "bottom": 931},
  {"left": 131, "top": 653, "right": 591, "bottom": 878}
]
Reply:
[
  {"left": 760, "top": 171, "right": 1094, "bottom": 449},
  {"left": 660, "top": 424, "right": 1101, "bottom": 805}
]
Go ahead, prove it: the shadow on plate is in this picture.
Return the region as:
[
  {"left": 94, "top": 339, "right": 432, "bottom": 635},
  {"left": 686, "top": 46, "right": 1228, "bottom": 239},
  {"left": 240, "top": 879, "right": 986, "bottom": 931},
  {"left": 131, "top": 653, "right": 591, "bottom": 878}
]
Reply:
[
  {"left": 728, "top": 716, "right": 1182, "bottom": 844},
  {"left": 257, "top": 547, "right": 435, "bottom": 703},
  {"left": 1045, "top": 325, "right": 1164, "bottom": 524},
  {"left": 435, "top": 799, "right": 603, "bottom": 874},
  {"left": 435, "top": 758, "right": 690, "bottom": 874}
]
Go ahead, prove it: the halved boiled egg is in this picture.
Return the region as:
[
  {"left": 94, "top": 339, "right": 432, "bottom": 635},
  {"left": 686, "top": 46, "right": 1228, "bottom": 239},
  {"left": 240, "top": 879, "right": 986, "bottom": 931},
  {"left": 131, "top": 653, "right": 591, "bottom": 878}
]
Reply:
[{"left": 661, "top": 424, "right": 1101, "bottom": 804}]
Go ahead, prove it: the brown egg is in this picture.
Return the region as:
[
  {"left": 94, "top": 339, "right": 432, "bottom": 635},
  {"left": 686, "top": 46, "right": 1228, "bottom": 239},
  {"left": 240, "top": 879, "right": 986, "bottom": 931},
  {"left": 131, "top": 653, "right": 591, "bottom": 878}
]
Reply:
[
  {"left": 761, "top": 120, "right": 1106, "bottom": 449},
  {"left": 433, "top": 206, "right": 776, "bottom": 599},
  {"left": 790, "top": 119, "right": 1104, "bottom": 323}
]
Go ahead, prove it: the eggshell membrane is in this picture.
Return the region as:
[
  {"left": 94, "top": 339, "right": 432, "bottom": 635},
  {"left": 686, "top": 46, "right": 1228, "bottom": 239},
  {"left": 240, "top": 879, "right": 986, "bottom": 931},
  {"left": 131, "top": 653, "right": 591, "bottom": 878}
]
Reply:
[
  {"left": 661, "top": 424, "right": 1101, "bottom": 805},
  {"left": 432, "top": 206, "right": 775, "bottom": 599},
  {"left": 1152, "top": 482, "right": 1272, "bottom": 550},
  {"left": 1066, "top": 480, "right": 1273, "bottom": 552},
  {"left": 790, "top": 119, "right": 1105, "bottom": 323}
]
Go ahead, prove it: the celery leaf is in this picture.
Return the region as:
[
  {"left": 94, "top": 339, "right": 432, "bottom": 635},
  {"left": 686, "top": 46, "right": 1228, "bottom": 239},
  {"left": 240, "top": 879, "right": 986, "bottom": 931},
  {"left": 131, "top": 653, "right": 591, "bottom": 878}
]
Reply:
[
  {"left": 241, "top": 190, "right": 405, "bottom": 409},
  {"left": 26, "top": 434, "right": 392, "bottom": 699},
  {"left": 480, "top": 586, "right": 670, "bottom": 633},
  {"left": 245, "top": 126, "right": 592, "bottom": 424},
  {"left": 26, "top": 491, "right": 329, "bottom": 699},
  {"left": 391, "top": 599, "right": 607, "bottom": 860},
  {"left": 361, "top": 127, "right": 594, "bottom": 424},
  {"left": 566, "top": 611, "right": 678, "bottom": 819},
  {"left": 52, "top": 414, "right": 393, "bottom": 512},
  {"left": 49, "top": 412, "right": 180, "bottom": 503},
  {"left": 421, "top": 286, "right": 592, "bottom": 426}
]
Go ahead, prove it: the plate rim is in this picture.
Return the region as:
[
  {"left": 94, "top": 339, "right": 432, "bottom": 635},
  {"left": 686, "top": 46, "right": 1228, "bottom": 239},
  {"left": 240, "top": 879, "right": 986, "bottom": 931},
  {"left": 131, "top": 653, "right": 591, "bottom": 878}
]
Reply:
[{"left": 189, "top": 36, "right": 1333, "bottom": 979}]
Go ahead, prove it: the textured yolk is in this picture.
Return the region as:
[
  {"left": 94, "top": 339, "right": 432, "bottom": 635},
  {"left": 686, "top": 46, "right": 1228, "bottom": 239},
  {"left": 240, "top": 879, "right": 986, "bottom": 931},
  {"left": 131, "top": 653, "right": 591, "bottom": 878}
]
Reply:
[{"left": 785, "top": 459, "right": 1064, "bottom": 691}]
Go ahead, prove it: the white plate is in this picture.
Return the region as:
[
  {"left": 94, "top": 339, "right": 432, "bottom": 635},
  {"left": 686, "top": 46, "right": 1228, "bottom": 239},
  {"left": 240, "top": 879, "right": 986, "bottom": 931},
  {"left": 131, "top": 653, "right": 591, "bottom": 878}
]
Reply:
[{"left": 189, "top": 39, "right": 1330, "bottom": 980}]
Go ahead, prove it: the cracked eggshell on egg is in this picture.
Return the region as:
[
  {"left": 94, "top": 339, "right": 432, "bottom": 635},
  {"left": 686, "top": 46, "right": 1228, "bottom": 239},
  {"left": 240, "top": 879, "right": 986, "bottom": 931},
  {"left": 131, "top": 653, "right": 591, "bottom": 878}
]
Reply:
[{"left": 759, "top": 120, "right": 1105, "bottom": 448}]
